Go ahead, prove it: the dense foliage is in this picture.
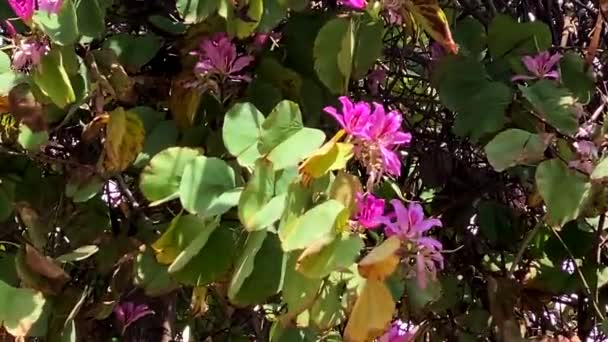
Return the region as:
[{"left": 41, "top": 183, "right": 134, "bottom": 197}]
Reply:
[{"left": 0, "top": 0, "right": 607, "bottom": 341}]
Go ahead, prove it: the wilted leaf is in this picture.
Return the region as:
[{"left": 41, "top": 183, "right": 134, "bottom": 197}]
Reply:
[
  {"left": 402, "top": 0, "right": 458, "bottom": 54},
  {"left": 169, "top": 75, "right": 202, "bottom": 130},
  {"left": 343, "top": 279, "right": 395, "bottom": 342},
  {"left": 358, "top": 236, "right": 401, "bottom": 281},
  {"left": 24, "top": 245, "right": 70, "bottom": 290},
  {"left": 102, "top": 107, "right": 145, "bottom": 173}
]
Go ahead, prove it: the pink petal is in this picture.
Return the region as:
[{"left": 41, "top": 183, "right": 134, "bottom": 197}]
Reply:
[
  {"left": 8, "top": 0, "right": 34, "bottom": 21},
  {"left": 545, "top": 53, "right": 562, "bottom": 69},
  {"left": 413, "top": 218, "right": 442, "bottom": 234},
  {"left": 407, "top": 202, "right": 425, "bottom": 228},
  {"left": 511, "top": 74, "right": 536, "bottom": 82},
  {"left": 230, "top": 55, "right": 254, "bottom": 73},
  {"left": 521, "top": 56, "right": 539, "bottom": 74},
  {"left": 323, "top": 106, "right": 346, "bottom": 128}
]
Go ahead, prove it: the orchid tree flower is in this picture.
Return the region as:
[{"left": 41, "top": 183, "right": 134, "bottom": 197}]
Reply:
[
  {"left": 354, "top": 192, "right": 386, "bottom": 229},
  {"left": 511, "top": 51, "right": 562, "bottom": 82},
  {"left": 340, "top": 0, "right": 367, "bottom": 10},
  {"left": 377, "top": 319, "right": 416, "bottom": 342},
  {"left": 114, "top": 301, "right": 154, "bottom": 335},
  {"left": 191, "top": 32, "right": 254, "bottom": 84}
]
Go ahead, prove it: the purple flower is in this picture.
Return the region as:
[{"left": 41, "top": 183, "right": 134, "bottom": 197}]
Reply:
[
  {"left": 512, "top": 51, "right": 562, "bottom": 82},
  {"left": 384, "top": 200, "right": 441, "bottom": 241},
  {"left": 324, "top": 96, "right": 372, "bottom": 137},
  {"left": 114, "top": 301, "right": 154, "bottom": 334},
  {"left": 12, "top": 37, "right": 49, "bottom": 70},
  {"left": 38, "top": 0, "right": 64, "bottom": 13},
  {"left": 415, "top": 237, "right": 444, "bottom": 288},
  {"left": 340, "top": 0, "right": 367, "bottom": 9},
  {"left": 355, "top": 192, "right": 385, "bottom": 229},
  {"left": 191, "top": 32, "right": 254, "bottom": 83},
  {"left": 430, "top": 42, "right": 446, "bottom": 62},
  {"left": 7, "top": 0, "right": 34, "bottom": 21},
  {"left": 377, "top": 320, "right": 416, "bottom": 342}
]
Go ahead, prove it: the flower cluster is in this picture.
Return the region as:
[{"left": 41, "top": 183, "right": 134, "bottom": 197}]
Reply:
[
  {"left": 11, "top": 36, "right": 49, "bottom": 70},
  {"left": 190, "top": 32, "right": 254, "bottom": 89},
  {"left": 324, "top": 97, "right": 411, "bottom": 183},
  {"left": 355, "top": 194, "right": 444, "bottom": 289}
]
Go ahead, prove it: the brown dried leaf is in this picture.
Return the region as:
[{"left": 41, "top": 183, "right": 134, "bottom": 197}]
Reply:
[{"left": 102, "top": 107, "right": 145, "bottom": 173}]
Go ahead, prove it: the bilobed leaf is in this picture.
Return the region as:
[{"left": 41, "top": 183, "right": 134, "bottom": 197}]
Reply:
[
  {"left": 75, "top": 0, "right": 105, "bottom": 40},
  {"left": 279, "top": 200, "right": 347, "bottom": 252},
  {"left": 151, "top": 213, "right": 206, "bottom": 265},
  {"left": 296, "top": 233, "right": 363, "bottom": 278},
  {"left": 0, "top": 280, "right": 50, "bottom": 337},
  {"left": 139, "top": 147, "right": 202, "bottom": 205},
  {"left": 314, "top": 18, "right": 351, "bottom": 94},
  {"left": 485, "top": 129, "right": 552, "bottom": 172},
  {"left": 31, "top": 47, "right": 76, "bottom": 108},
  {"left": 178, "top": 156, "right": 237, "bottom": 216},
  {"left": 102, "top": 107, "right": 145, "bottom": 173},
  {"left": 103, "top": 33, "right": 162, "bottom": 70},
  {"left": 403, "top": 0, "right": 458, "bottom": 54},
  {"left": 343, "top": 279, "right": 395, "bottom": 342},
  {"left": 168, "top": 217, "right": 219, "bottom": 273},
  {"left": 299, "top": 130, "right": 354, "bottom": 179},
  {"left": 176, "top": 0, "right": 218, "bottom": 24},
  {"left": 281, "top": 253, "right": 323, "bottom": 320},
  {"left": 560, "top": 52, "right": 595, "bottom": 104},
  {"left": 487, "top": 15, "right": 552, "bottom": 59},
  {"left": 228, "top": 230, "right": 268, "bottom": 300},
  {"left": 239, "top": 159, "right": 276, "bottom": 230},
  {"left": 536, "top": 159, "right": 591, "bottom": 226},
  {"left": 358, "top": 236, "right": 401, "bottom": 281},
  {"left": 520, "top": 80, "right": 578, "bottom": 135},
  {"left": 352, "top": 16, "right": 384, "bottom": 78},
  {"left": 223, "top": 102, "right": 265, "bottom": 167},
  {"left": 310, "top": 280, "right": 345, "bottom": 330}
]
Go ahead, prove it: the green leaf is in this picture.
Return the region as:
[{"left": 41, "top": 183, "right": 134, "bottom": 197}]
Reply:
[
  {"left": 228, "top": 230, "right": 268, "bottom": 300},
  {"left": 314, "top": 18, "right": 351, "bottom": 94},
  {"left": 103, "top": 34, "right": 162, "bottom": 70},
  {"left": 436, "top": 56, "right": 512, "bottom": 141},
  {"left": 134, "top": 250, "right": 178, "bottom": 296},
  {"left": 560, "top": 52, "right": 594, "bottom": 104},
  {"left": 0, "top": 280, "right": 50, "bottom": 337},
  {"left": 337, "top": 18, "right": 354, "bottom": 90},
  {"left": 0, "top": 51, "right": 22, "bottom": 95},
  {"left": 352, "top": 16, "right": 383, "bottom": 79},
  {"left": 65, "top": 176, "right": 104, "bottom": 203},
  {"left": 139, "top": 147, "right": 202, "bottom": 205},
  {"left": 75, "top": 0, "right": 105, "bottom": 41},
  {"left": 176, "top": 0, "right": 218, "bottom": 24},
  {"left": 168, "top": 217, "right": 219, "bottom": 273},
  {"left": 591, "top": 157, "right": 608, "bottom": 182},
  {"left": 536, "top": 159, "right": 591, "bottom": 226},
  {"left": 148, "top": 15, "right": 187, "bottom": 35},
  {"left": 134, "top": 120, "right": 179, "bottom": 168},
  {"left": 310, "top": 280, "right": 345, "bottom": 330},
  {"left": 179, "top": 156, "right": 237, "bottom": 216},
  {"left": 296, "top": 233, "right": 363, "bottom": 278},
  {"left": 239, "top": 159, "right": 282, "bottom": 231},
  {"left": 32, "top": 47, "right": 76, "bottom": 108},
  {"left": 173, "top": 226, "right": 236, "bottom": 286},
  {"left": 17, "top": 125, "right": 49, "bottom": 151},
  {"left": 33, "top": 0, "right": 79, "bottom": 45},
  {"left": 230, "top": 232, "right": 287, "bottom": 306},
  {"left": 404, "top": 277, "right": 442, "bottom": 311},
  {"left": 453, "top": 16, "right": 487, "bottom": 59},
  {"left": 487, "top": 14, "right": 552, "bottom": 59},
  {"left": 223, "top": 102, "right": 265, "bottom": 167},
  {"left": 279, "top": 200, "right": 346, "bottom": 252},
  {"left": 56, "top": 245, "right": 99, "bottom": 263},
  {"left": 258, "top": 0, "right": 288, "bottom": 32},
  {"left": 519, "top": 80, "right": 578, "bottom": 135},
  {"left": 282, "top": 253, "right": 323, "bottom": 316},
  {"left": 484, "top": 129, "right": 551, "bottom": 172},
  {"left": 230, "top": 0, "right": 263, "bottom": 38}
]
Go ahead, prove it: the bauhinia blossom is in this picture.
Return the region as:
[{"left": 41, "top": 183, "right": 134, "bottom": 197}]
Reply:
[
  {"left": 114, "top": 301, "right": 154, "bottom": 334},
  {"left": 324, "top": 97, "right": 411, "bottom": 180},
  {"left": 415, "top": 237, "right": 444, "bottom": 288},
  {"left": 12, "top": 37, "right": 49, "bottom": 70},
  {"left": 383, "top": 200, "right": 442, "bottom": 240},
  {"left": 38, "top": 0, "right": 64, "bottom": 14},
  {"left": 377, "top": 320, "right": 416, "bottom": 342},
  {"left": 191, "top": 32, "right": 254, "bottom": 83},
  {"left": 511, "top": 51, "right": 561, "bottom": 82},
  {"left": 8, "top": 0, "right": 63, "bottom": 21},
  {"left": 354, "top": 192, "right": 385, "bottom": 229}
]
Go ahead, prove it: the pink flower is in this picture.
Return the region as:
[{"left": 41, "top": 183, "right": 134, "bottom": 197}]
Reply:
[
  {"left": 7, "top": 0, "right": 34, "bottom": 21},
  {"left": 38, "top": 0, "right": 64, "bottom": 13},
  {"left": 512, "top": 51, "right": 561, "bottom": 82},
  {"left": 191, "top": 32, "right": 254, "bottom": 82},
  {"left": 384, "top": 200, "right": 441, "bottom": 241},
  {"left": 340, "top": 0, "right": 367, "bottom": 9},
  {"left": 114, "top": 301, "right": 154, "bottom": 334},
  {"left": 415, "top": 237, "right": 444, "bottom": 288},
  {"left": 355, "top": 192, "right": 385, "bottom": 229},
  {"left": 377, "top": 320, "right": 416, "bottom": 342},
  {"left": 12, "top": 37, "right": 49, "bottom": 70},
  {"left": 2, "top": 20, "right": 17, "bottom": 37},
  {"left": 323, "top": 96, "right": 372, "bottom": 137}
]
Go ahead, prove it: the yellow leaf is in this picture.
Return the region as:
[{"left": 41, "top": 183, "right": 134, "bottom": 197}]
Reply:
[
  {"left": 358, "top": 236, "right": 401, "bottom": 281},
  {"left": 344, "top": 279, "right": 395, "bottom": 342},
  {"left": 402, "top": 0, "right": 459, "bottom": 54},
  {"left": 299, "top": 130, "right": 353, "bottom": 181},
  {"left": 190, "top": 286, "right": 209, "bottom": 317},
  {"left": 102, "top": 107, "right": 145, "bottom": 173},
  {"left": 329, "top": 171, "right": 363, "bottom": 216},
  {"left": 151, "top": 213, "right": 183, "bottom": 265},
  {"left": 169, "top": 74, "right": 202, "bottom": 130}
]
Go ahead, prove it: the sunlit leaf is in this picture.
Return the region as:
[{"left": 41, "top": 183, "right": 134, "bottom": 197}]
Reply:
[
  {"left": 358, "top": 236, "right": 401, "bottom": 281},
  {"left": 343, "top": 279, "right": 395, "bottom": 342}
]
